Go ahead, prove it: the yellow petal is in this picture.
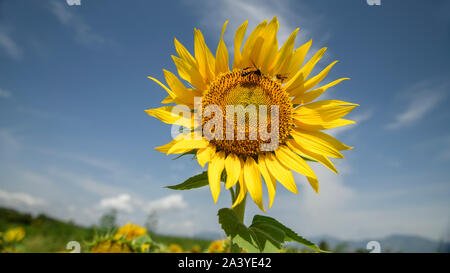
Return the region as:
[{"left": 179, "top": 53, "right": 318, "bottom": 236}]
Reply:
[
  {"left": 155, "top": 139, "right": 178, "bottom": 154},
  {"left": 171, "top": 55, "right": 207, "bottom": 91},
  {"left": 264, "top": 153, "right": 298, "bottom": 194},
  {"left": 167, "top": 137, "right": 209, "bottom": 154},
  {"left": 145, "top": 106, "right": 192, "bottom": 127},
  {"left": 232, "top": 20, "right": 248, "bottom": 70},
  {"left": 285, "top": 39, "right": 312, "bottom": 81},
  {"left": 244, "top": 157, "right": 264, "bottom": 211},
  {"left": 291, "top": 130, "right": 344, "bottom": 159},
  {"left": 258, "top": 17, "right": 279, "bottom": 74},
  {"left": 215, "top": 21, "right": 230, "bottom": 75},
  {"left": 194, "top": 28, "right": 215, "bottom": 83},
  {"left": 163, "top": 70, "right": 195, "bottom": 106},
  {"left": 249, "top": 36, "right": 264, "bottom": 69},
  {"left": 275, "top": 145, "right": 315, "bottom": 178},
  {"left": 258, "top": 154, "right": 277, "bottom": 208},
  {"left": 290, "top": 60, "right": 339, "bottom": 97},
  {"left": 276, "top": 146, "right": 319, "bottom": 194},
  {"left": 271, "top": 28, "right": 299, "bottom": 76},
  {"left": 241, "top": 20, "right": 267, "bottom": 68},
  {"left": 301, "top": 100, "right": 359, "bottom": 109},
  {"left": 174, "top": 38, "right": 197, "bottom": 68},
  {"left": 294, "top": 118, "right": 356, "bottom": 131},
  {"left": 287, "top": 139, "right": 337, "bottom": 174},
  {"left": 292, "top": 78, "right": 350, "bottom": 105},
  {"left": 232, "top": 171, "right": 247, "bottom": 208},
  {"left": 293, "top": 100, "right": 358, "bottom": 123},
  {"left": 284, "top": 47, "right": 327, "bottom": 93},
  {"left": 208, "top": 151, "right": 225, "bottom": 203},
  {"left": 225, "top": 153, "right": 242, "bottom": 189},
  {"left": 294, "top": 106, "right": 357, "bottom": 124},
  {"left": 307, "top": 176, "right": 319, "bottom": 194},
  {"left": 197, "top": 144, "right": 216, "bottom": 168},
  {"left": 147, "top": 76, "right": 175, "bottom": 98},
  {"left": 296, "top": 129, "right": 353, "bottom": 151},
  {"left": 155, "top": 133, "right": 192, "bottom": 153},
  {"left": 161, "top": 95, "right": 175, "bottom": 104}
]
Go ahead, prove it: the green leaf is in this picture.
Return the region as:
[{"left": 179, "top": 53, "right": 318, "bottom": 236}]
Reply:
[
  {"left": 132, "top": 234, "right": 152, "bottom": 246},
  {"left": 252, "top": 215, "right": 328, "bottom": 253},
  {"left": 166, "top": 171, "right": 208, "bottom": 190},
  {"left": 218, "top": 208, "right": 328, "bottom": 253},
  {"left": 217, "top": 208, "right": 260, "bottom": 253},
  {"left": 249, "top": 222, "right": 285, "bottom": 253}
]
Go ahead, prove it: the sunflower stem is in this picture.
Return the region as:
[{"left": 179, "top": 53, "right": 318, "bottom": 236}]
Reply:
[{"left": 230, "top": 188, "right": 246, "bottom": 253}]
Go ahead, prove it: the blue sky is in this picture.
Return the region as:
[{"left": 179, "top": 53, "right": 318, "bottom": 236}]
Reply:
[{"left": 1, "top": 0, "right": 450, "bottom": 241}]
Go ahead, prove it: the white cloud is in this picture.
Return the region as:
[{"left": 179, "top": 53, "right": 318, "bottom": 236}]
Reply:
[
  {"left": 386, "top": 81, "right": 447, "bottom": 130},
  {"left": 98, "top": 193, "right": 188, "bottom": 215},
  {"left": 0, "top": 189, "right": 46, "bottom": 207},
  {"left": 99, "top": 194, "right": 133, "bottom": 213},
  {"left": 187, "top": 0, "right": 327, "bottom": 57},
  {"left": 0, "top": 28, "right": 22, "bottom": 60},
  {"left": 49, "top": 0, "right": 104, "bottom": 46},
  {"left": 145, "top": 194, "right": 187, "bottom": 213},
  {"left": 0, "top": 89, "right": 12, "bottom": 98}
]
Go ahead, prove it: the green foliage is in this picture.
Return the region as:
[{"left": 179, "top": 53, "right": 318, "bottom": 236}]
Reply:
[
  {"left": 0, "top": 207, "right": 210, "bottom": 253},
  {"left": 166, "top": 171, "right": 209, "bottom": 190},
  {"left": 0, "top": 207, "right": 96, "bottom": 253},
  {"left": 150, "top": 233, "right": 211, "bottom": 251},
  {"left": 218, "top": 208, "right": 327, "bottom": 253}
]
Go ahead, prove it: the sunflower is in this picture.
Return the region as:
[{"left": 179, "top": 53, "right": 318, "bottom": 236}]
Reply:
[
  {"left": 90, "top": 239, "right": 133, "bottom": 253},
  {"left": 3, "top": 227, "right": 25, "bottom": 243},
  {"left": 114, "top": 223, "right": 147, "bottom": 240},
  {"left": 146, "top": 17, "right": 357, "bottom": 211},
  {"left": 207, "top": 239, "right": 226, "bottom": 253},
  {"left": 168, "top": 243, "right": 183, "bottom": 253}
]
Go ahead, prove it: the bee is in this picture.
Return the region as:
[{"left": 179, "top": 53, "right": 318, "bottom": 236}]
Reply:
[
  {"left": 241, "top": 59, "right": 261, "bottom": 77},
  {"left": 275, "top": 73, "right": 288, "bottom": 83}
]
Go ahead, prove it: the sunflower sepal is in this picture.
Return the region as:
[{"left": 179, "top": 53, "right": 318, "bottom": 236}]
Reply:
[
  {"left": 166, "top": 171, "right": 208, "bottom": 190},
  {"left": 218, "top": 208, "right": 329, "bottom": 253},
  {"left": 172, "top": 150, "right": 197, "bottom": 160},
  {"left": 300, "top": 155, "right": 318, "bottom": 162}
]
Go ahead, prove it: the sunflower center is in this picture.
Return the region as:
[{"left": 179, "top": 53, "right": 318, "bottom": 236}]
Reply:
[
  {"left": 224, "top": 82, "right": 271, "bottom": 108},
  {"left": 201, "top": 70, "right": 293, "bottom": 157}
]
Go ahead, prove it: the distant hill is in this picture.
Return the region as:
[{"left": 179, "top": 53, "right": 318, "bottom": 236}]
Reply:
[
  {"left": 193, "top": 231, "right": 450, "bottom": 253},
  {"left": 309, "top": 234, "right": 450, "bottom": 253}
]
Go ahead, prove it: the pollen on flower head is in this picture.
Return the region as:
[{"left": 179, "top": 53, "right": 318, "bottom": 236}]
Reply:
[{"left": 201, "top": 70, "right": 293, "bottom": 157}]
